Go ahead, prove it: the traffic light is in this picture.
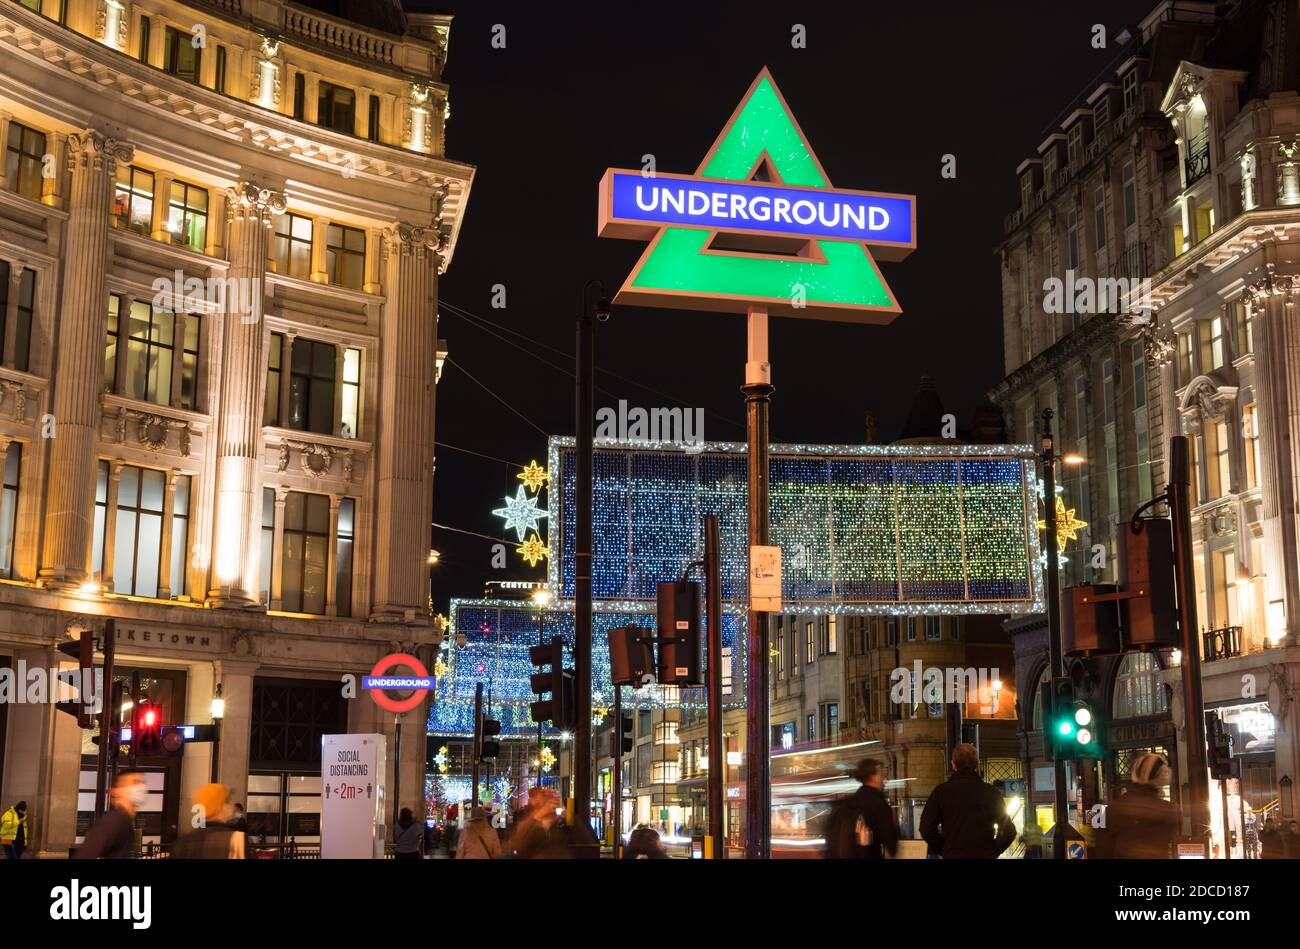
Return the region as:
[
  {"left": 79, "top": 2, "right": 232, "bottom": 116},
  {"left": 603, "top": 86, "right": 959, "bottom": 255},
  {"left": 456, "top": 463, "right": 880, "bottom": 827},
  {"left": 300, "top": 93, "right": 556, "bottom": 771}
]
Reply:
[
  {"left": 55, "top": 629, "right": 100, "bottom": 728},
  {"left": 479, "top": 717, "right": 502, "bottom": 761},
  {"left": 1045, "top": 678, "right": 1102, "bottom": 759},
  {"left": 655, "top": 580, "right": 701, "bottom": 686},
  {"left": 530, "top": 636, "right": 574, "bottom": 729},
  {"left": 608, "top": 625, "right": 653, "bottom": 687},
  {"left": 1121, "top": 519, "right": 1179, "bottom": 650},
  {"left": 1206, "top": 711, "right": 1236, "bottom": 779},
  {"left": 132, "top": 699, "right": 162, "bottom": 756},
  {"left": 609, "top": 711, "right": 633, "bottom": 758}
]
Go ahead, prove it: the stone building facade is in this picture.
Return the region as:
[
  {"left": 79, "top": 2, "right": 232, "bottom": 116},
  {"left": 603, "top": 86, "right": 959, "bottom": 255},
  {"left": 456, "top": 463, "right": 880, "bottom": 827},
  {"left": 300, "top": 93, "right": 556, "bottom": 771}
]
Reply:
[{"left": 0, "top": 0, "right": 472, "bottom": 854}]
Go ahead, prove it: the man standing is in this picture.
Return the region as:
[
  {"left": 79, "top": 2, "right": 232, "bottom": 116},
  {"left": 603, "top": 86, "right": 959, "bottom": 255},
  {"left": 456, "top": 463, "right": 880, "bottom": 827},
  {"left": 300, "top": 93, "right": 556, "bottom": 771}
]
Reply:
[
  {"left": 75, "top": 772, "right": 146, "bottom": 859},
  {"left": 1, "top": 801, "right": 27, "bottom": 859},
  {"left": 920, "top": 744, "right": 1017, "bottom": 859},
  {"left": 1095, "top": 752, "right": 1180, "bottom": 859},
  {"left": 824, "top": 760, "right": 899, "bottom": 859}
]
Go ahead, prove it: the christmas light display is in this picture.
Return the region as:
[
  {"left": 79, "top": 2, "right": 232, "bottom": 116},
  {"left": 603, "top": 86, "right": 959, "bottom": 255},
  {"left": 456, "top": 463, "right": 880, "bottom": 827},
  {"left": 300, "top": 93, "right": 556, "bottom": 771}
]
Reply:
[
  {"left": 517, "top": 533, "right": 548, "bottom": 567},
  {"left": 517, "top": 460, "right": 549, "bottom": 493},
  {"left": 539, "top": 745, "right": 556, "bottom": 773},
  {"left": 548, "top": 437, "right": 1042, "bottom": 613},
  {"left": 1038, "top": 495, "right": 1087, "bottom": 548},
  {"left": 427, "top": 597, "right": 745, "bottom": 738},
  {"left": 492, "top": 485, "right": 548, "bottom": 541}
]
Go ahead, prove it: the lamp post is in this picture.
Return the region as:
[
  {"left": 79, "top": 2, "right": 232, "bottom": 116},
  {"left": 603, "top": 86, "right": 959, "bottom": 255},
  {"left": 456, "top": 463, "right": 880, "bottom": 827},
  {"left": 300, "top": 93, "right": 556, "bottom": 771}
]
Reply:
[
  {"left": 1039, "top": 408, "right": 1085, "bottom": 859},
  {"left": 531, "top": 588, "right": 551, "bottom": 791},
  {"left": 210, "top": 682, "right": 224, "bottom": 783}
]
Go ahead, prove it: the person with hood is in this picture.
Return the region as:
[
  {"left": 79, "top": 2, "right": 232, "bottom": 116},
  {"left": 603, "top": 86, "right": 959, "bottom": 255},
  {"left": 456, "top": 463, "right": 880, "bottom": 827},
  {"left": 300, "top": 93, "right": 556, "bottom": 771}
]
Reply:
[
  {"left": 920, "top": 743, "right": 1017, "bottom": 859},
  {"left": 171, "top": 783, "right": 244, "bottom": 859},
  {"left": 622, "top": 825, "right": 667, "bottom": 859},
  {"left": 824, "top": 759, "right": 899, "bottom": 859},
  {"left": 394, "top": 807, "right": 424, "bottom": 860},
  {"left": 1, "top": 801, "right": 28, "bottom": 859},
  {"left": 1095, "top": 752, "right": 1180, "bottom": 859},
  {"left": 455, "top": 806, "right": 502, "bottom": 859},
  {"left": 75, "top": 772, "right": 146, "bottom": 859}
]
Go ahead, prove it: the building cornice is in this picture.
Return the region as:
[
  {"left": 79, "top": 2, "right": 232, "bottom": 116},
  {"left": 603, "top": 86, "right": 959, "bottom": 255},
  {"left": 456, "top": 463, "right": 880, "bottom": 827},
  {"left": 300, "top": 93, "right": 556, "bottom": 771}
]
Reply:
[{"left": 988, "top": 313, "right": 1129, "bottom": 404}]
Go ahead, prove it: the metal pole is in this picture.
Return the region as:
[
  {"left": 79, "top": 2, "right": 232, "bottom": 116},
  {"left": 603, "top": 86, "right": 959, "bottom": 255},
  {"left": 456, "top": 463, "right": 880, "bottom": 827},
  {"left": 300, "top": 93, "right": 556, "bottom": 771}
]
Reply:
[
  {"left": 93, "top": 619, "right": 116, "bottom": 818},
  {"left": 705, "top": 514, "right": 725, "bottom": 859},
  {"left": 743, "top": 305, "right": 773, "bottom": 860},
  {"left": 393, "top": 715, "right": 402, "bottom": 830},
  {"left": 1041, "top": 408, "right": 1068, "bottom": 860},
  {"left": 1220, "top": 773, "right": 1232, "bottom": 859},
  {"left": 572, "top": 282, "right": 602, "bottom": 856},
  {"left": 612, "top": 686, "right": 622, "bottom": 858},
  {"left": 472, "top": 682, "right": 482, "bottom": 811},
  {"left": 1169, "top": 435, "right": 1211, "bottom": 845}
]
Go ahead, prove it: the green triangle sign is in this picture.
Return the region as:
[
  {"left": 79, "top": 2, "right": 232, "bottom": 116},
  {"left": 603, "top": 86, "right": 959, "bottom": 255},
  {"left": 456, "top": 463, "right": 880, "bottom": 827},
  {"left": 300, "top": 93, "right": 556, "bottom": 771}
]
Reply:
[{"left": 598, "top": 68, "right": 915, "bottom": 324}]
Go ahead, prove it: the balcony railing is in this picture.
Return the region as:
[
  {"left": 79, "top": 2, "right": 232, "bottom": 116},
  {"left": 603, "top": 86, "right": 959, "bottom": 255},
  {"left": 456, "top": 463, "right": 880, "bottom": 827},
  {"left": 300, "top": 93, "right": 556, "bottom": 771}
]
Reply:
[
  {"left": 1202, "top": 625, "right": 1242, "bottom": 663},
  {"left": 1185, "top": 126, "right": 1211, "bottom": 186}
]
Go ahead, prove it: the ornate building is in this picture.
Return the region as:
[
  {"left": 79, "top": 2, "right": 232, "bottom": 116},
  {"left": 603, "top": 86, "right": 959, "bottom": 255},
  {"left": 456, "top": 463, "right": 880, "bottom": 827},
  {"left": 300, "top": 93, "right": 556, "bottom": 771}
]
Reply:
[
  {"left": 0, "top": 0, "right": 472, "bottom": 854},
  {"left": 993, "top": 0, "right": 1300, "bottom": 855}
]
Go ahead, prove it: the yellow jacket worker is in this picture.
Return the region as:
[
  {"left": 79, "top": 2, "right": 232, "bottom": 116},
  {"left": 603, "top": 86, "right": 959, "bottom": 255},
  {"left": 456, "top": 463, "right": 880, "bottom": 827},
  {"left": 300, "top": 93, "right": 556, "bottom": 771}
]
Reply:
[{"left": 1, "top": 801, "right": 29, "bottom": 859}]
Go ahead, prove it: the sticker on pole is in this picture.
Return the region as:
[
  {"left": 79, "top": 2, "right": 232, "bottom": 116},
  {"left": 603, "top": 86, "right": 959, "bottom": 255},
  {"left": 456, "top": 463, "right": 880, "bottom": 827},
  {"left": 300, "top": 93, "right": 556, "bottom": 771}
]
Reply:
[
  {"left": 598, "top": 67, "right": 915, "bottom": 323},
  {"left": 750, "top": 545, "right": 782, "bottom": 612}
]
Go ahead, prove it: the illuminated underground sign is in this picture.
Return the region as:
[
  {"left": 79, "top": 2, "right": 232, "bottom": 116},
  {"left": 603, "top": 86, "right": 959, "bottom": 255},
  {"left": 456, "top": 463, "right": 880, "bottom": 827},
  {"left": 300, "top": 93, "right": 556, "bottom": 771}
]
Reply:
[{"left": 600, "top": 170, "right": 915, "bottom": 249}]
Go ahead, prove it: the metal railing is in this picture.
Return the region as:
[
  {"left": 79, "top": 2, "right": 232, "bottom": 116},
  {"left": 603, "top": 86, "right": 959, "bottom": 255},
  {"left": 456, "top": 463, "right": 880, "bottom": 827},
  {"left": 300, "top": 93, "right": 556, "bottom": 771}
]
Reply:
[
  {"left": 1202, "top": 625, "right": 1242, "bottom": 662},
  {"left": 1185, "top": 127, "right": 1211, "bottom": 185}
]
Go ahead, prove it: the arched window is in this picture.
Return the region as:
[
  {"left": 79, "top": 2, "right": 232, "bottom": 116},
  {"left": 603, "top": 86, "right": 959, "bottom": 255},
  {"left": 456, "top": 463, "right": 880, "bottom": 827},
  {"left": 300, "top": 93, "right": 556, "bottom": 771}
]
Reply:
[
  {"left": 1113, "top": 652, "right": 1168, "bottom": 719},
  {"left": 1031, "top": 666, "right": 1051, "bottom": 731}
]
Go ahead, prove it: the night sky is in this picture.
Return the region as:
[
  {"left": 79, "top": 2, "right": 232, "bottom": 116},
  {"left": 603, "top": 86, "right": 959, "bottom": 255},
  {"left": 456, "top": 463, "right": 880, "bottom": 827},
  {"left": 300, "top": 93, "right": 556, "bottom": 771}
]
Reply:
[{"left": 423, "top": 0, "right": 1156, "bottom": 610}]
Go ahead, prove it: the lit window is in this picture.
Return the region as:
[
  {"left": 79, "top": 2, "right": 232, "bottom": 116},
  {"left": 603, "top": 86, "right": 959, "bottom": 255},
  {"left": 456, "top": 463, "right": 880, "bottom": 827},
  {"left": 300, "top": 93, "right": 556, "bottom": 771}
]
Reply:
[
  {"left": 166, "top": 180, "right": 208, "bottom": 252},
  {"left": 0, "top": 444, "right": 20, "bottom": 579},
  {"left": 336, "top": 497, "right": 354, "bottom": 617},
  {"left": 1234, "top": 300, "right": 1253, "bottom": 356},
  {"left": 0, "top": 263, "right": 34, "bottom": 372},
  {"left": 259, "top": 486, "right": 274, "bottom": 607},
  {"left": 122, "top": 301, "right": 175, "bottom": 406},
  {"left": 288, "top": 339, "right": 337, "bottom": 435},
  {"left": 1199, "top": 316, "right": 1225, "bottom": 372},
  {"left": 925, "top": 617, "right": 941, "bottom": 640},
  {"left": 272, "top": 212, "right": 313, "bottom": 280},
  {"left": 163, "top": 26, "right": 201, "bottom": 83},
  {"left": 1121, "top": 69, "right": 1138, "bottom": 111},
  {"left": 4, "top": 121, "right": 46, "bottom": 202},
  {"left": 1244, "top": 403, "right": 1261, "bottom": 490},
  {"left": 805, "top": 621, "right": 814, "bottom": 664},
  {"left": 326, "top": 223, "right": 365, "bottom": 290},
  {"left": 113, "top": 166, "right": 154, "bottom": 235},
  {"left": 214, "top": 45, "right": 226, "bottom": 94},
  {"left": 317, "top": 82, "right": 356, "bottom": 135},
  {"left": 92, "top": 461, "right": 109, "bottom": 582},
  {"left": 827, "top": 615, "right": 837, "bottom": 654},
  {"left": 169, "top": 475, "right": 190, "bottom": 597},
  {"left": 281, "top": 491, "right": 329, "bottom": 615},
  {"left": 113, "top": 466, "right": 166, "bottom": 598},
  {"left": 264, "top": 333, "right": 283, "bottom": 426},
  {"left": 341, "top": 347, "right": 360, "bottom": 439}
]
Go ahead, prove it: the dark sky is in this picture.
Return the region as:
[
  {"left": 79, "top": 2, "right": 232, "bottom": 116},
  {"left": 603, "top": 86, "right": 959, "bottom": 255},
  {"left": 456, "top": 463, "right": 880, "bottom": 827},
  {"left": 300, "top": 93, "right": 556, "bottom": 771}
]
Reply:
[{"left": 424, "top": 0, "right": 1156, "bottom": 610}]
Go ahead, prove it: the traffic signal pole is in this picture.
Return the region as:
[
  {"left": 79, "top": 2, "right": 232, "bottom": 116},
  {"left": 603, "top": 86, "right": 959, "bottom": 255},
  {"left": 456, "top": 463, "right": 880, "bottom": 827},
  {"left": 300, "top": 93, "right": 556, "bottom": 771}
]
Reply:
[
  {"left": 1041, "top": 409, "right": 1068, "bottom": 860},
  {"left": 1169, "top": 436, "right": 1211, "bottom": 845},
  {"left": 93, "top": 619, "right": 115, "bottom": 819},
  {"left": 472, "top": 681, "right": 482, "bottom": 810},
  {"left": 612, "top": 685, "right": 622, "bottom": 857},
  {"left": 704, "top": 514, "right": 725, "bottom": 859},
  {"left": 744, "top": 306, "right": 773, "bottom": 860}
]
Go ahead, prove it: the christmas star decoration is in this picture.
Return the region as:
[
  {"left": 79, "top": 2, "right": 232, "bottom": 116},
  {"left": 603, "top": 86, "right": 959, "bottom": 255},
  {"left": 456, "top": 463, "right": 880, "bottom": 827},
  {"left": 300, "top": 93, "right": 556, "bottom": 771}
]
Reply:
[
  {"left": 517, "top": 532, "right": 548, "bottom": 567},
  {"left": 434, "top": 745, "right": 449, "bottom": 774},
  {"left": 1037, "top": 496, "right": 1088, "bottom": 549},
  {"left": 433, "top": 656, "right": 448, "bottom": 679},
  {"left": 492, "top": 485, "right": 548, "bottom": 541},
  {"left": 436, "top": 613, "right": 450, "bottom": 634},
  {"left": 517, "top": 460, "right": 549, "bottom": 493},
  {"left": 540, "top": 745, "right": 556, "bottom": 773}
]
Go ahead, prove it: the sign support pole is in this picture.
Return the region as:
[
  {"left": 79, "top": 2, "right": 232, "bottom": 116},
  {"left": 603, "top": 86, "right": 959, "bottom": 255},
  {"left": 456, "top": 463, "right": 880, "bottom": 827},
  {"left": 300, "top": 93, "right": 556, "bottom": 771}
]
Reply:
[
  {"left": 743, "top": 306, "right": 772, "bottom": 860},
  {"left": 93, "top": 619, "right": 115, "bottom": 819},
  {"left": 704, "top": 514, "right": 725, "bottom": 858}
]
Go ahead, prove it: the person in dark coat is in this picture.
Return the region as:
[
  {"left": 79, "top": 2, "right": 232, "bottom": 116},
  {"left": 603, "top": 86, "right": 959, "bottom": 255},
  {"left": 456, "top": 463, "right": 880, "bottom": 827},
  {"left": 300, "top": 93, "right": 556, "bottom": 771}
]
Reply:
[
  {"left": 75, "top": 772, "right": 146, "bottom": 859},
  {"left": 919, "top": 744, "right": 1017, "bottom": 859},
  {"left": 623, "top": 825, "right": 668, "bottom": 859},
  {"left": 1259, "top": 818, "right": 1284, "bottom": 859},
  {"left": 1095, "top": 752, "right": 1180, "bottom": 859},
  {"left": 824, "top": 759, "right": 899, "bottom": 859},
  {"left": 171, "top": 783, "right": 243, "bottom": 859}
]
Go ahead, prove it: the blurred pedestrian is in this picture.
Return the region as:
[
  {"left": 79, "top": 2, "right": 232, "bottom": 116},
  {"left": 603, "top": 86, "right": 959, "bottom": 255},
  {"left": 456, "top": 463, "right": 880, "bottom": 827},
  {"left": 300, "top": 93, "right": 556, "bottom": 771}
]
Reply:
[
  {"left": 394, "top": 807, "right": 424, "bottom": 860},
  {"left": 512, "top": 786, "right": 569, "bottom": 858},
  {"left": 824, "top": 759, "right": 899, "bottom": 859},
  {"left": 919, "top": 743, "right": 1016, "bottom": 859},
  {"left": 230, "top": 802, "right": 247, "bottom": 834},
  {"left": 75, "top": 772, "right": 146, "bottom": 859},
  {"left": 171, "top": 783, "right": 244, "bottom": 859},
  {"left": 1095, "top": 753, "right": 1180, "bottom": 859},
  {"left": 455, "top": 806, "right": 501, "bottom": 859},
  {"left": 623, "top": 825, "right": 667, "bottom": 859},
  {"left": 1, "top": 801, "right": 28, "bottom": 859},
  {"left": 1260, "top": 818, "right": 1284, "bottom": 859},
  {"left": 1285, "top": 820, "right": 1300, "bottom": 859}
]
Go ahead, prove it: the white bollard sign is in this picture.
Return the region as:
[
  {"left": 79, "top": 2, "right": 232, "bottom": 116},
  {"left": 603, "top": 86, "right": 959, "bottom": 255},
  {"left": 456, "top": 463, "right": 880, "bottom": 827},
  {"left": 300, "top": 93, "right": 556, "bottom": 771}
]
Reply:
[{"left": 321, "top": 733, "right": 387, "bottom": 859}]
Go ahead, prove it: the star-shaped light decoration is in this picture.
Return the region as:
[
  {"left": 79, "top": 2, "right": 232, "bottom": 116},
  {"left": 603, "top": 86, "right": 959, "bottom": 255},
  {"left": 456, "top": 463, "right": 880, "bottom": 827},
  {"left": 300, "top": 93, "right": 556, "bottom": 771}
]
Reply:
[
  {"left": 434, "top": 745, "right": 449, "bottom": 774},
  {"left": 1037, "top": 496, "right": 1088, "bottom": 549},
  {"left": 433, "top": 656, "right": 448, "bottom": 680},
  {"left": 517, "top": 533, "right": 548, "bottom": 567},
  {"left": 592, "top": 692, "right": 610, "bottom": 727},
  {"left": 517, "top": 460, "right": 549, "bottom": 493},
  {"left": 492, "top": 485, "right": 548, "bottom": 541},
  {"left": 539, "top": 745, "right": 556, "bottom": 774},
  {"left": 435, "top": 613, "right": 450, "bottom": 634}
]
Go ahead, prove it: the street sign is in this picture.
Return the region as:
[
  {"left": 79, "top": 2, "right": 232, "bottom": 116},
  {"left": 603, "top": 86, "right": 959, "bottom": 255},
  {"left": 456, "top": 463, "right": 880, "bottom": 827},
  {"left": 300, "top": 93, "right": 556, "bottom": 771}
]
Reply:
[
  {"left": 598, "top": 68, "right": 916, "bottom": 323},
  {"left": 1066, "top": 840, "right": 1087, "bottom": 859},
  {"left": 321, "top": 734, "right": 387, "bottom": 859}
]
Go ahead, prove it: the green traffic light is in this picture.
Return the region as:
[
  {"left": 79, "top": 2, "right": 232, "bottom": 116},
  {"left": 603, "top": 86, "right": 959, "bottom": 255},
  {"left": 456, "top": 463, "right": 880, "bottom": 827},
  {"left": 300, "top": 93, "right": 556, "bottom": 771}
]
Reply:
[{"left": 1057, "top": 720, "right": 1075, "bottom": 737}]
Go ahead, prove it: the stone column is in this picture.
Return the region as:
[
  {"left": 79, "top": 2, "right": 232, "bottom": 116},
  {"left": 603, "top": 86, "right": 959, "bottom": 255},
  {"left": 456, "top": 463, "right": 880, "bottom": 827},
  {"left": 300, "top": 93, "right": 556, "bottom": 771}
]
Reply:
[
  {"left": 269, "top": 484, "right": 288, "bottom": 610},
  {"left": 212, "top": 661, "right": 257, "bottom": 808},
  {"left": 208, "top": 182, "right": 284, "bottom": 606},
  {"left": 371, "top": 224, "right": 440, "bottom": 621},
  {"left": 39, "top": 131, "right": 133, "bottom": 588}
]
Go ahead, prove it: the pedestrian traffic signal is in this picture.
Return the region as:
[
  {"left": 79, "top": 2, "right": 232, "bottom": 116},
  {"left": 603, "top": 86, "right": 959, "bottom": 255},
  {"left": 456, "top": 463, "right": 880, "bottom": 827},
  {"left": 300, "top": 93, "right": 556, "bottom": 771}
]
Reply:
[
  {"left": 529, "top": 636, "right": 575, "bottom": 729},
  {"left": 54, "top": 629, "right": 99, "bottom": 729},
  {"left": 609, "top": 711, "right": 633, "bottom": 758},
  {"left": 479, "top": 718, "right": 502, "bottom": 761},
  {"left": 656, "top": 580, "right": 701, "bottom": 686},
  {"left": 1206, "top": 711, "right": 1236, "bottom": 779},
  {"left": 132, "top": 699, "right": 162, "bottom": 756}
]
